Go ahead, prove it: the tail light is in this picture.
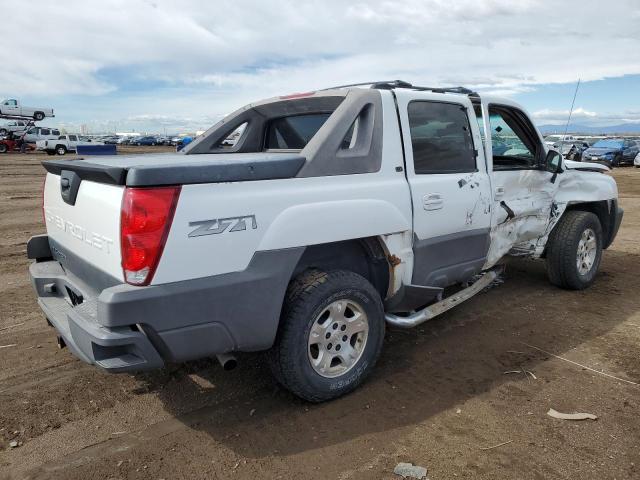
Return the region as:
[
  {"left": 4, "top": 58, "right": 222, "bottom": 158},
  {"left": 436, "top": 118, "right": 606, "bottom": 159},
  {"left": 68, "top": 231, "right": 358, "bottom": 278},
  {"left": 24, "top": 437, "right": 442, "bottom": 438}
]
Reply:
[{"left": 120, "top": 186, "right": 181, "bottom": 285}]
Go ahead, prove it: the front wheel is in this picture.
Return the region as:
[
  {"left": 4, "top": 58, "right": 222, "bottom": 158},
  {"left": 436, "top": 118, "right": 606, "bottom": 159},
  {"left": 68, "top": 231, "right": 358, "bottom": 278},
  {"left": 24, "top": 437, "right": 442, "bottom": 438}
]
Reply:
[
  {"left": 546, "top": 211, "right": 603, "bottom": 290},
  {"left": 269, "top": 270, "right": 385, "bottom": 402},
  {"left": 56, "top": 145, "right": 67, "bottom": 155},
  {"left": 0, "top": 144, "right": 7, "bottom": 153}
]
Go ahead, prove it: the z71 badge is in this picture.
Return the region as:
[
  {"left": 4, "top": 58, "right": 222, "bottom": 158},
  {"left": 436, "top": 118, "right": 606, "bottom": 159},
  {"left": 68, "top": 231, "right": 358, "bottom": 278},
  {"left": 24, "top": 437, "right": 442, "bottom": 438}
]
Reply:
[{"left": 188, "top": 215, "right": 257, "bottom": 237}]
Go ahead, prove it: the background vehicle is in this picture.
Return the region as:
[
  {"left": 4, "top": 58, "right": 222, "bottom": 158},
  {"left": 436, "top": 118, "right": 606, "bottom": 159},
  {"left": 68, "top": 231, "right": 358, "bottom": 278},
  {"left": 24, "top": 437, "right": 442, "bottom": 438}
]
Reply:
[
  {"left": 634, "top": 151, "right": 640, "bottom": 167},
  {"left": 0, "top": 120, "right": 30, "bottom": 136},
  {"left": 0, "top": 137, "right": 35, "bottom": 153},
  {"left": 22, "top": 127, "right": 62, "bottom": 144},
  {"left": 36, "top": 134, "right": 103, "bottom": 155},
  {"left": 581, "top": 138, "right": 639, "bottom": 166},
  {"left": 0, "top": 99, "right": 54, "bottom": 120},
  {"left": 132, "top": 135, "right": 159, "bottom": 146},
  {"left": 28, "top": 82, "right": 622, "bottom": 402}
]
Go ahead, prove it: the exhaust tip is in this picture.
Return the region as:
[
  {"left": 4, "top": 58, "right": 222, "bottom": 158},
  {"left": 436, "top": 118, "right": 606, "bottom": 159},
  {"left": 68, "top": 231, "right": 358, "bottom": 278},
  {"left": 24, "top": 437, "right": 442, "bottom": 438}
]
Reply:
[{"left": 216, "top": 353, "right": 237, "bottom": 371}]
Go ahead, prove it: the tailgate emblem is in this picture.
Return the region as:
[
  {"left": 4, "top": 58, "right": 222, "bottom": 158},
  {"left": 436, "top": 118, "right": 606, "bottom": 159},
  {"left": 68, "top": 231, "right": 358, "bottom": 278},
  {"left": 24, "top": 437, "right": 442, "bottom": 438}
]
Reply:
[{"left": 188, "top": 215, "right": 257, "bottom": 237}]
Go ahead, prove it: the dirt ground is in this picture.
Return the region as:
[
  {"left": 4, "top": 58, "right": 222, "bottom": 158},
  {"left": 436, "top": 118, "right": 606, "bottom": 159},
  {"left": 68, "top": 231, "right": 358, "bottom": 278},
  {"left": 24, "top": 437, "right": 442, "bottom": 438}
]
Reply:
[{"left": 1, "top": 149, "right": 639, "bottom": 480}]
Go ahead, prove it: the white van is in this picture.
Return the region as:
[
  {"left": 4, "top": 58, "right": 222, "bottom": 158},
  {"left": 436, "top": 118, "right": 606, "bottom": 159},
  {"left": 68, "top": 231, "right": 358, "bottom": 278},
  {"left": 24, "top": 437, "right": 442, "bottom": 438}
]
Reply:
[{"left": 23, "top": 127, "right": 61, "bottom": 143}]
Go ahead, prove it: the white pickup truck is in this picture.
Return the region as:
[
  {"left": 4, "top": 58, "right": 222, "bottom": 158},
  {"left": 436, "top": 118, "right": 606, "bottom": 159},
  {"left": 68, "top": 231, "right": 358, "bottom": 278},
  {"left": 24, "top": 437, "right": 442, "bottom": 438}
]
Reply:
[
  {"left": 27, "top": 81, "right": 623, "bottom": 402},
  {"left": 36, "top": 134, "right": 101, "bottom": 155},
  {"left": 0, "top": 99, "right": 54, "bottom": 120}
]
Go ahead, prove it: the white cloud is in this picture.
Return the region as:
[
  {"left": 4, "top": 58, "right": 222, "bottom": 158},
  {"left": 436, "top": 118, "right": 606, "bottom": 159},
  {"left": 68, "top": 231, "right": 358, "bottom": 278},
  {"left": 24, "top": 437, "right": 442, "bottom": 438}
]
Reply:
[{"left": 2, "top": 0, "right": 639, "bottom": 130}]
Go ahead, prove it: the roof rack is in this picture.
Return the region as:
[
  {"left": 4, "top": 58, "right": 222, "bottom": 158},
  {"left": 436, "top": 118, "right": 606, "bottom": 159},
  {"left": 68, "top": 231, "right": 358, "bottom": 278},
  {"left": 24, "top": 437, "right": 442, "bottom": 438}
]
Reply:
[{"left": 322, "top": 79, "right": 479, "bottom": 98}]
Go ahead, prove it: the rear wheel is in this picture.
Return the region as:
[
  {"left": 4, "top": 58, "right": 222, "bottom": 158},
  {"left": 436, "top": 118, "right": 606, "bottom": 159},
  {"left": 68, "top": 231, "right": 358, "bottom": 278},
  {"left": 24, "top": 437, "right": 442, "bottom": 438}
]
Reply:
[
  {"left": 34, "top": 112, "right": 45, "bottom": 121},
  {"left": 546, "top": 211, "right": 603, "bottom": 290},
  {"left": 0, "top": 143, "right": 7, "bottom": 153},
  {"left": 269, "top": 270, "right": 385, "bottom": 402},
  {"left": 612, "top": 154, "right": 621, "bottom": 167},
  {"left": 0, "top": 128, "right": 7, "bottom": 136}
]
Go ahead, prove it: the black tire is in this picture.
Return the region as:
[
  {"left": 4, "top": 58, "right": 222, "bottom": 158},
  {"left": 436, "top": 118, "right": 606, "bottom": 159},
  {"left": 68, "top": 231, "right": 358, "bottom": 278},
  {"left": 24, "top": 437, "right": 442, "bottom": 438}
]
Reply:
[
  {"left": 612, "top": 154, "right": 621, "bottom": 167},
  {"left": 269, "top": 270, "right": 385, "bottom": 402},
  {"left": 0, "top": 128, "right": 7, "bottom": 136},
  {"left": 546, "top": 211, "right": 603, "bottom": 290},
  {"left": 0, "top": 144, "right": 7, "bottom": 153},
  {"left": 56, "top": 145, "right": 67, "bottom": 155},
  {"left": 34, "top": 112, "right": 45, "bottom": 121}
]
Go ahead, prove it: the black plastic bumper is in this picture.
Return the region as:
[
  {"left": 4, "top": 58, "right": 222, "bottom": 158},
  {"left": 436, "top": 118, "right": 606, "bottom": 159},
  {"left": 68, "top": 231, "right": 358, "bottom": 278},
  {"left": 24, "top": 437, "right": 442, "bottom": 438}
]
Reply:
[{"left": 27, "top": 235, "right": 303, "bottom": 372}]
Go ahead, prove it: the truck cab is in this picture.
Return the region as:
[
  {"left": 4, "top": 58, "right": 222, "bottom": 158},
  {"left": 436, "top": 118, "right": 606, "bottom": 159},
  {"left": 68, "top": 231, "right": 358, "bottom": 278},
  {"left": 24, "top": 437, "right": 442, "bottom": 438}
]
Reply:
[{"left": 27, "top": 81, "right": 622, "bottom": 402}]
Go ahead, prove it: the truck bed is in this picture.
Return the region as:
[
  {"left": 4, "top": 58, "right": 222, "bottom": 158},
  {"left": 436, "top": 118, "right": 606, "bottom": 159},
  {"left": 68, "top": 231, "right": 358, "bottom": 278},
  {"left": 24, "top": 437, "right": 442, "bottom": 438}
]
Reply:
[{"left": 42, "top": 152, "right": 306, "bottom": 186}]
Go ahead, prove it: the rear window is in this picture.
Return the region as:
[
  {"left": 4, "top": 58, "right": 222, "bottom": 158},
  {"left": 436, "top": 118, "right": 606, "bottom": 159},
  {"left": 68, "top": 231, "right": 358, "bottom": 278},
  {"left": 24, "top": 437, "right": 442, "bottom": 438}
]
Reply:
[{"left": 265, "top": 113, "right": 331, "bottom": 150}]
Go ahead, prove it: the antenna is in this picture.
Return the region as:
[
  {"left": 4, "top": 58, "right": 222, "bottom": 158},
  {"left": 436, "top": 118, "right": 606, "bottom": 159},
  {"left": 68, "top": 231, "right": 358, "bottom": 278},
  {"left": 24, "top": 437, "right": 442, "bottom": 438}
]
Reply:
[{"left": 560, "top": 78, "right": 581, "bottom": 156}]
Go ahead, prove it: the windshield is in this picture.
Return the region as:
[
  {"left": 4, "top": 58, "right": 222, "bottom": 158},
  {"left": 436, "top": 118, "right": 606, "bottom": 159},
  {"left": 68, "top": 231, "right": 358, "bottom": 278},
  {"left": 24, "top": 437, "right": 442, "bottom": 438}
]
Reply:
[{"left": 593, "top": 139, "right": 623, "bottom": 148}]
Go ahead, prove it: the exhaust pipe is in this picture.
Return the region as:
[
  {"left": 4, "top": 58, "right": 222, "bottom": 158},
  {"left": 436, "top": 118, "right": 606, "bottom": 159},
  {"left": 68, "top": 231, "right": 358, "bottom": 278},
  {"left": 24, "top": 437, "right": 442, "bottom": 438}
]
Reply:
[{"left": 216, "top": 353, "right": 237, "bottom": 371}]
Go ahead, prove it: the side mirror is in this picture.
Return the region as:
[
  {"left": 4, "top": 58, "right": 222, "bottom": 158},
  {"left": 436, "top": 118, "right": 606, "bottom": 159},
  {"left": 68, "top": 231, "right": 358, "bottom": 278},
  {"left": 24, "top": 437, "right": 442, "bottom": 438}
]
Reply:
[
  {"left": 546, "top": 149, "right": 563, "bottom": 172},
  {"left": 546, "top": 149, "right": 563, "bottom": 183}
]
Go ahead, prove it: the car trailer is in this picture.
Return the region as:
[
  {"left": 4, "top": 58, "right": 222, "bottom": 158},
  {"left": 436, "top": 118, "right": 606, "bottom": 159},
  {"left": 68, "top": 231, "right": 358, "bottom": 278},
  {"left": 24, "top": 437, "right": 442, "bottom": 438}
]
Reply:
[{"left": 0, "top": 113, "right": 38, "bottom": 154}]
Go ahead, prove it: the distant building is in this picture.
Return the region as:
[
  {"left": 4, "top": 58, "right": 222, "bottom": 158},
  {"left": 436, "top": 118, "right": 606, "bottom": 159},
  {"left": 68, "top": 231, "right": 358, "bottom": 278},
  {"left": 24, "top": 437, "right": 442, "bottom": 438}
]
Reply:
[{"left": 80, "top": 124, "right": 88, "bottom": 135}]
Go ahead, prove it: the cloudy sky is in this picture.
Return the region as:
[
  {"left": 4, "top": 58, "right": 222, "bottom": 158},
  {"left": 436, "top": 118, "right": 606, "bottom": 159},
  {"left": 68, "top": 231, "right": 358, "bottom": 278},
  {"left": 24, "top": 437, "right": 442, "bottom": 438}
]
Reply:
[{"left": 2, "top": 0, "right": 639, "bottom": 133}]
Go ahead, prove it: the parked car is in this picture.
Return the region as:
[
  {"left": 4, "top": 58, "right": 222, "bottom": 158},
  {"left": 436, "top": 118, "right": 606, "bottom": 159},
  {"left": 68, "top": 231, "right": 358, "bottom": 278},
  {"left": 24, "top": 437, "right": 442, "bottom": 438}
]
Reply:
[
  {"left": 0, "top": 137, "right": 35, "bottom": 153},
  {"left": 634, "top": 151, "right": 640, "bottom": 168},
  {"left": 36, "top": 134, "right": 103, "bottom": 155},
  {"left": 132, "top": 135, "right": 159, "bottom": 146},
  {"left": 0, "top": 120, "right": 30, "bottom": 136},
  {"left": 0, "top": 99, "right": 54, "bottom": 120},
  {"left": 581, "top": 138, "right": 639, "bottom": 167},
  {"left": 101, "top": 136, "right": 120, "bottom": 144},
  {"left": 544, "top": 134, "right": 578, "bottom": 156},
  {"left": 28, "top": 81, "right": 622, "bottom": 402},
  {"left": 22, "top": 127, "right": 62, "bottom": 143}
]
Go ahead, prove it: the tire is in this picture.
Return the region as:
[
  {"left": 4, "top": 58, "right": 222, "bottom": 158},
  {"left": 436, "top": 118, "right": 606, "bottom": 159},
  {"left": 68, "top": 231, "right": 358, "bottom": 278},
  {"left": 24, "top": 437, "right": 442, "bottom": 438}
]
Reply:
[
  {"left": 269, "top": 269, "right": 385, "bottom": 402},
  {"left": 546, "top": 211, "right": 603, "bottom": 290},
  {"left": 34, "top": 112, "right": 45, "bottom": 121},
  {"left": 0, "top": 128, "right": 7, "bottom": 136},
  {"left": 56, "top": 145, "right": 67, "bottom": 155},
  {"left": 0, "top": 144, "right": 7, "bottom": 153},
  {"left": 612, "top": 154, "right": 621, "bottom": 167}
]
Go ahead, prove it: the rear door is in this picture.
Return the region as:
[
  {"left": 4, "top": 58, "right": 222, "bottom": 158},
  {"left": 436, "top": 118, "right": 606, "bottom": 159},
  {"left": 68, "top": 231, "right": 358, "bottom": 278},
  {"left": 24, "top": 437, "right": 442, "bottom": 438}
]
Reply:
[
  {"left": 395, "top": 90, "right": 492, "bottom": 288},
  {"left": 68, "top": 134, "right": 79, "bottom": 150}
]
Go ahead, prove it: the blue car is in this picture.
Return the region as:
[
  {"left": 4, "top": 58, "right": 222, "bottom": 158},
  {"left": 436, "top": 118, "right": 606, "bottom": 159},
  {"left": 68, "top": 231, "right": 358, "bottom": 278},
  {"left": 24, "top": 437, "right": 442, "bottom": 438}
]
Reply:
[{"left": 581, "top": 138, "right": 639, "bottom": 167}]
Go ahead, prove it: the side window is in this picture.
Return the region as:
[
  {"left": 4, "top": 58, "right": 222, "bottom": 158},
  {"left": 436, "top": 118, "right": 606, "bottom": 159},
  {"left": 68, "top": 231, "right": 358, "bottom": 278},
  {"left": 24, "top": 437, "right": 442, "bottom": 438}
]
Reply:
[
  {"left": 265, "top": 113, "right": 331, "bottom": 150},
  {"left": 488, "top": 106, "right": 540, "bottom": 170},
  {"left": 216, "top": 122, "right": 247, "bottom": 149},
  {"left": 40, "top": 128, "right": 50, "bottom": 135},
  {"left": 68, "top": 135, "right": 78, "bottom": 141},
  {"left": 52, "top": 129, "right": 60, "bottom": 136},
  {"left": 407, "top": 101, "right": 476, "bottom": 174}
]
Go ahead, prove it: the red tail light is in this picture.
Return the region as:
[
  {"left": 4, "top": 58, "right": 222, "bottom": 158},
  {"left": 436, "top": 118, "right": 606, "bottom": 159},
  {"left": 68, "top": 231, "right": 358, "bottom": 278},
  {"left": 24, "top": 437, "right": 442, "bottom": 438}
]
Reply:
[{"left": 120, "top": 186, "right": 181, "bottom": 285}]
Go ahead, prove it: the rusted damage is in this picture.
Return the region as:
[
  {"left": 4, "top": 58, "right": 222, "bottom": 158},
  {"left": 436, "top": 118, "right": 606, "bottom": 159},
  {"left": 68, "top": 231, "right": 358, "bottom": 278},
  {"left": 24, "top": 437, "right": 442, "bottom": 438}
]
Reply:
[{"left": 387, "top": 254, "right": 402, "bottom": 267}]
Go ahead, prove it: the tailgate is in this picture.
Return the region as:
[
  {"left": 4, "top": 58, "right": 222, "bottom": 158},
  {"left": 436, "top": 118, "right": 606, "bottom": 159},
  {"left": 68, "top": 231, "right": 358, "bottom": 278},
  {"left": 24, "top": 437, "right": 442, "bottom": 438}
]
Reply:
[{"left": 44, "top": 172, "right": 124, "bottom": 282}]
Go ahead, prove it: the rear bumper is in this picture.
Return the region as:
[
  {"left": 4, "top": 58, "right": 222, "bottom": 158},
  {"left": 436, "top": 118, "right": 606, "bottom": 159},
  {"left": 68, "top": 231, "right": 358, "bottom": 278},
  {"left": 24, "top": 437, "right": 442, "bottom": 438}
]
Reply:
[{"left": 28, "top": 235, "right": 303, "bottom": 373}]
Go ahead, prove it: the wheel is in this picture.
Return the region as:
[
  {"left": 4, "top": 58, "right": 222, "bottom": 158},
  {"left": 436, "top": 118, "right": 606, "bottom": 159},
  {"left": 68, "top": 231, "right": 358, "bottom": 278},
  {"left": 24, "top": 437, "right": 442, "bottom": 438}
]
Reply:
[
  {"left": 0, "top": 144, "right": 7, "bottom": 153},
  {"left": 0, "top": 128, "right": 7, "bottom": 136},
  {"left": 611, "top": 154, "right": 621, "bottom": 167},
  {"left": 151, "top": 142, "right": 156, "bottom": 146},
  {"left": 269, "top": 270, "right": 385, "bottom": 402},
  {"left": 56, "top": 145, "right": 67, "bottom": 155},
  {"left": 34, "top": 112, "right": 45, "bottom": 121},
  {"left": 546, "top": 211, "right": 603, "bottom": 290}
]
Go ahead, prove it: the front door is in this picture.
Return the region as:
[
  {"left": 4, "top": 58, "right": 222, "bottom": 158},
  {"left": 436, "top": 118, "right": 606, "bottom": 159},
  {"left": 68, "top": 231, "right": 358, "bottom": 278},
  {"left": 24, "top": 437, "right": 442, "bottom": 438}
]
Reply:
[
  {"left": 479, "top": 102, "right": 558, "bottom": 265},
  {"left": 395, "top": 91, "right": 493, "bottom": 288}
]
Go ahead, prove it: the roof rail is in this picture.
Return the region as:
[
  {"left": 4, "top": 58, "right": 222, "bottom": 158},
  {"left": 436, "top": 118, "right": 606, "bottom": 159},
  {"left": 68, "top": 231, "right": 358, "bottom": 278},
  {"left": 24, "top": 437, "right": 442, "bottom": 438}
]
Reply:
[{"left": 322, "top": 79, "right": 479, "bottom": 98}]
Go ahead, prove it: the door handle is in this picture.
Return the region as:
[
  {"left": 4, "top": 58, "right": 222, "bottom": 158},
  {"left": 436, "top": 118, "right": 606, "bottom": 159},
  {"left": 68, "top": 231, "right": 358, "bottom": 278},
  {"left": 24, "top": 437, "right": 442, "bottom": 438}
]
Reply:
[
  {"left": 494, "top": 186, "right": 505, "bottom": 200},
  {"left": 423, "top": 193, "right": 443, "bottom": 211}
]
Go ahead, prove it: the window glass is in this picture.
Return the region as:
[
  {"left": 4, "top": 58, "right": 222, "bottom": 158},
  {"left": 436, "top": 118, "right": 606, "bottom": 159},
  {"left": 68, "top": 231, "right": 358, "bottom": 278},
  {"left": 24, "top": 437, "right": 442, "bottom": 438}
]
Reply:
[
  {"left": 40, "top": 128, "right": 50, "bottom": 135},
  {"left": 52, "top": 130, "right": 60, "bottom": 136},
  {"left": 408, "top": 101, "right": 476, "bottom": 174},
  {"left": 488, "top": 108, "right": 536, "bottom": 169},
  {"left": 218, "top": 122, "right": 247, "bottom": 148},
  {"left": 265, "top": 113, "right": 331, "bottom": 150},
  {"left": 69, "top": 135, "right": 78, "bottom": 141}
]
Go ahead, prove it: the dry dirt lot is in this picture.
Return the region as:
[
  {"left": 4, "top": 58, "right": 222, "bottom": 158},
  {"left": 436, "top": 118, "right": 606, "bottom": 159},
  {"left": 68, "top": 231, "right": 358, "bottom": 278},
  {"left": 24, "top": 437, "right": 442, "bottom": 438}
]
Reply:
[{"left": 1, "top": 149, "right": 639, "bottom": 479}]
